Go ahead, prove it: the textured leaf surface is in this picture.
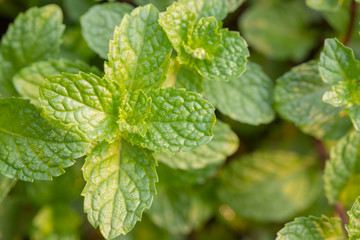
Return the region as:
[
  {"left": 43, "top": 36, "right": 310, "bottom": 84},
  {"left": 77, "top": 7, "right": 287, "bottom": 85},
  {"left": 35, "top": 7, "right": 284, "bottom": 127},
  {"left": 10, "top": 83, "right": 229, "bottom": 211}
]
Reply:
[
  {"left": 192, "top": 29, "right": 249, "bottom": 81},
  {"left": 40, "top": 72, "right": 121, "bottom": 142},
  {"left": 148, "top": 183, "right": 213, "bottom": 234},
  {"left": 154, "top": 120, "right": 238, "bottom": 170},
  {"left": 80, "top": 2, "right": 134, "bottom": 59},
  {"left": 217, "top": 151, "right": 321, "bottom": 222},
  {"left": 13, "top": 59, "right": 99, "bottom": 107},
  {"left": 306, "top": 0, "right": 342, "bottom": 11},
  {"left": 276, "top": 216, "right": 345, "bottom": 240},
  {"left": 118, "top": 89, "right": 152, "bottom": 137},
  {"left": 184, "top": 17, "right": 221, "bottom": 60},
  {"left": 105, "top": 4, "right": 172, "bottom": 91},
  {"left": 205, "top": 62, "right": 274, "bottom": 125},
  {"left": 275, "top": 61, "right": 351, "bottom": 140},
  {"left": 347, "top": 196, "right": 360, "bottom": 239},
  {"left": 1, "top": 5, "right": 64, "bottom": 70},
  {"left": 0, "top": 98, "right": 90, "bottom": 181},
  {"left": 324, "top": 131, "right": 360, "bottom": 205},
  {"left": 240, "top": 1, "right": 316, "bottom": 61},
  {"left": 0, "top": 174, "right": 16, "bottom": 205},
  {"left": 158, "top": 2, "right": 195, "bottom": 54},
  {"left": 82, "top": 139, "right": 157, "bottom": 239},
  {"left": 319, "top": 38, "right": 360, "bottom": 109},
  {"left": 125, "top": 87, "right": 216, "bottom": 152}
]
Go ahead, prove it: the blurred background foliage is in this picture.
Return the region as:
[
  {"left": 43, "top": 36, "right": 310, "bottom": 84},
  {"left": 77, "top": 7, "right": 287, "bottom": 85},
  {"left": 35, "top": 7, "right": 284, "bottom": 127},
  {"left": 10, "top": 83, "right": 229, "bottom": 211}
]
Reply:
[{"left": 0, "top": 0, "right": 358, "bottom": 239}]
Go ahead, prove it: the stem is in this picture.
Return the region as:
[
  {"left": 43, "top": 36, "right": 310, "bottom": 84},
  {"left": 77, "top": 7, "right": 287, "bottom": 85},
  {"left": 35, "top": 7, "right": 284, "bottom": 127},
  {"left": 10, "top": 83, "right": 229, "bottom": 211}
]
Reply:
[
  {"left": 342, "top": 0, "right": 358, "bottom": 46},
  {"left": 335, "top": 202, "right": 349, "bottom": 235},
  {"left": 313, "top": 138, "right": 329, "bottom": 169}
]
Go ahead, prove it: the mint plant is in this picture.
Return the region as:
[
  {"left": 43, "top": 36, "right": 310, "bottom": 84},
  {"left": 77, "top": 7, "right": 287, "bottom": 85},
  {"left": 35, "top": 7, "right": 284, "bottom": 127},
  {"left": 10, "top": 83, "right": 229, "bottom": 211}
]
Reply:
[{"left": 3, "top": 0, "right": 360, "bottom": 239}]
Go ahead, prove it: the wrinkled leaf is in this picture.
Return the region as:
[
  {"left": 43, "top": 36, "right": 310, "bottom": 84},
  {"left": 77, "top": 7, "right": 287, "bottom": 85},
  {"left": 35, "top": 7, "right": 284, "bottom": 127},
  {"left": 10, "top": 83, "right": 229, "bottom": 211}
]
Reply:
[
  {"left": 347, "top": 196, "right": 360, "bottom": 240},
  {"left": 82, "top": 139, "right": 157, "bottom": 239},
  {"left": 13, "top": 59, "right": 99, "bottom": 107},
  {"left": 40, "top": 72, "right": 121, "bottom": 142},
  {"left": 125, "top": 87, "right": 216, "bottom": 153},
  {"left": 0, "top": 98, "right": 90, "bottom": 181},
  {"left": 105, "top": 4, "right": 172, "bottom": 91}
]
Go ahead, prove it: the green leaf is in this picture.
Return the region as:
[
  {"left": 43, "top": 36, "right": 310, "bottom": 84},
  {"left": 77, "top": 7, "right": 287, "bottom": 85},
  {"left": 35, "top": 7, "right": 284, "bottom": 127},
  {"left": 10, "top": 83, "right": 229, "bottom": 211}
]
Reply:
[
  {"left": 1, "top": 5, "right": 65, "bottom": 70},
  {"left": 276, "top": 216, "right": 345, "bottom": 240},
  {"left": 175, "top": 65, "right": 204, "bottom": 94},
  {"left": 183, "top": 17, "right": 221, "bottom": 60},
  {"left": 217, "top": 151, "right": 321, "bottom": 222},
  {"left": 82, "top": 139, "right": 157, "bottom": 239},
  {"left": 159, "top": 2, "right": 249, "bottom": 81},
  {"left": 324, "top": 131, "right": 360, "bottom": 205},
  {"left": 0, "top": 98, "right": 90, "bottom": 181},
  {"left": 31, "top": 204, "right": 82, "bottom": 240},
  {"left": 13, "top": 59, "right": 100, "bottom": 107},
  {"left": 275, "top": 61, "right": 352, "bottom": 140},
  {"left": 347, "top": 196, "right": 360, "bottom": 239},
  {"left": 40, "top": 72, "right": 121, "bottom": 142},
  {"left": 124, "top": 87, "right": 216, "bottom": 153},
  {"left": 192, "top": 28, "right": 249, "bottom": 81},
  {"left": 204, "top": 62, "right": 274, "bottom": 125},
  {"left": 148, "top": 183, "right": 214, "bottom": 234},
  {"left": 0, "top": 54, "right": 17, "bottom": 97},
  {"left": 306, "top": 0, "right": 342, "bottom": 11},
  {"left": 179, "top": 0, "right": 243, "bottom": 21},
  {"left": 240, "top": 1, "right": 316, "bottom": 61},
  {"left": 105, "top": 4, "right": 173, "bottom": 91},
  {"left": 154, "top": 120, "right": 238, "bottom": 170},
  {"left": 118, "top": 89, "right": 152, "bottom": 137},
  {"left": 319, "top": 38, "right": 360, "bottom": 108},
  {"left": 80, "top": 2, "right": 134, "bottom": 59},
  {"left": 0, "top": 174, "right": 16, "bottom": 205},
  {"left": 158, "top": 2, "right": 195, "bottom": 54}
]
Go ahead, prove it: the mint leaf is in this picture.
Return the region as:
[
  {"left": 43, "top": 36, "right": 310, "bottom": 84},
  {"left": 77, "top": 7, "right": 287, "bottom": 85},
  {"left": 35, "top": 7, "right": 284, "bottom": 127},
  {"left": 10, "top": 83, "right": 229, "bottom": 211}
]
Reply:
[
  {"left": 192, "top": 29, "right": 249, "bottom": 81},
  {"left": 0, "top": 174, "right": 16, "bottom": 205},
  {"left": 80, "top": 2, "right": 134, "bottom": 59},
  {"left": 148, "top": 183, "right": 213, "bottom": 234},
  {"left": 319, "top": 38, "right": 360, "bottom": 108},
  {"left": 125, "top": 87, "right": 216, "bottom": 153},
  {"left": 217, "top": 151, "right": 321, "bottom": 222},
  {"left": 0, "top": 54, "right": 17, "bottom": 97},
  {"left": 40, "top": 72, "right": 121, "bottom": 142},
  {"left": 154, "top": 120, "right": 238, "bottom": 170},
  {"left": 105, "top": 4, "right": 172, "bottom": 91},
  {"left": 175, "top": 65, "right": 204, "bottom": 94},
  {"left": 276, "top": 216, "right": 345, "bottom": 240},
  {"left": 158, "top": 2, "right": 195, "bottom": 55},
  {"left": 0, "top": 98, "right": 90, "bottom": 181},
  {"left": 133, "top": 0, "right": 175, "bottom": 11},
  {"left": 205, "top": 62, "right": 274, "bottom": 125},
  {"left": 240, "top": 1, "right": 316, "bottom": 61},
  {"left": 118, "top": 89, "right": 152, "bottom": 137},
  {"left": 1, "top": 5, "right": 65, "bottom": 70},
  {"left": 347, "top": 196, "right": 360, "bottom": 239},
  {"left": 13, "top": 59, "right": 100, "bottom": 107},
  {"left": 306, "top": 0, "right": 342, "bottom": 11},
  {"left": 82, "top": 139, "right": 157, "bottom": 239},
  {"left": 324, "top": 131, "right": 360, "bottom": 205},
  {"left": 184, "top": 17, "right": 221, "bottom": 60},
  {"left": 275, "top": 61, "right": 351, "bottom": 140},
  {"left": 179, "top": 0, "right": 244, "bottom": 21},
  {"left": 159, "top": 2, "right": 249, "bottom": 81}
]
